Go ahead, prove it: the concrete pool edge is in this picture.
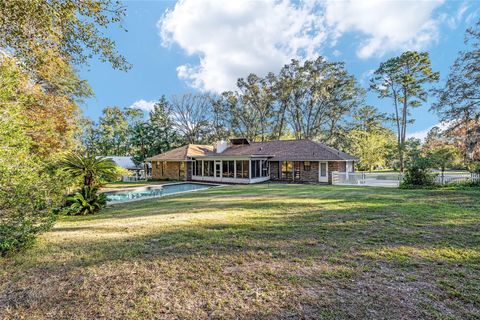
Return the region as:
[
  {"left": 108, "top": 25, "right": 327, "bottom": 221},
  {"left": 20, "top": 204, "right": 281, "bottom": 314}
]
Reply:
[{"left": 105, "top": 182, "right": 226, "bottom": 205}]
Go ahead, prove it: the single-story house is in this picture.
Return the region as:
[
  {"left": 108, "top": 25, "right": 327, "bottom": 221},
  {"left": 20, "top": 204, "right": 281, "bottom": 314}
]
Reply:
[{"left": 145, "top": 138, "right": 357, "bottom": 184}]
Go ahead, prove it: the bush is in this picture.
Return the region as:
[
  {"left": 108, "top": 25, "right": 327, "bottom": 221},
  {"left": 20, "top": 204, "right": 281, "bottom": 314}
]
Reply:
[
  {"left": 467, "top": 161, "right": 480, "bottom": 173},
  {"left": 0, "top": 163, "right": 67, "bottom": 256},
  {"left": 63, "top": 186, "right": 107, "bottom": 215},
  {"left": 401, "top": 158, "right": 436, "bottom": 188},
  {"left": 0, "top": 106, "right": 76, "bottom": 256}
]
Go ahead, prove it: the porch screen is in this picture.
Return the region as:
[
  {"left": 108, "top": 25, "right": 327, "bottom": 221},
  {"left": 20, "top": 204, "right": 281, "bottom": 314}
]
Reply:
[
  {"left": 251, "top": 160, "right": 261, "bottom": 178},
  {"left": 222, "top": 161, "right": 234, "bottom": 177},
  {"left": 194, "top": 160, "right": 202, "bottom": 176},
  {"left": 261, "top": 160, "right": 269, "bottom": 177},
  {"left": 203, "top": 161, "right": 214, "bottom": 177},
  {"left": 235, "top": 160, "right": 249, "bottom": 178}
]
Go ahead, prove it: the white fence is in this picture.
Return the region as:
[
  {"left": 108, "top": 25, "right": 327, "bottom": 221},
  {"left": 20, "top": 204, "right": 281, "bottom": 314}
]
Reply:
[
  {"left": 332, "top": 171, "right": 480, "bottom": 188},
  {"left": 435, "top": 172, "right": 480, "bottom": 185},
  {"left": 332, "top": 172, "right": 402, "bottom": 187},
  {"left": 121, "top": 175, "right": 143, "bottom": 182}
]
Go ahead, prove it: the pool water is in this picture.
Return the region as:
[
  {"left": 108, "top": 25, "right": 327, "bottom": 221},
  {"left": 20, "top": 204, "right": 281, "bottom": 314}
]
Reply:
[{"left": 105, "top": 182, "right": 217, "bottom": 203}]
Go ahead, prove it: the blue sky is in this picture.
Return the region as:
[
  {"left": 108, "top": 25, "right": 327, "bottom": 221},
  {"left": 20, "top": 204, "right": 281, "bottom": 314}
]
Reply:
[{"left": 79, "top": 0, "right": 479, "bottom": 140}]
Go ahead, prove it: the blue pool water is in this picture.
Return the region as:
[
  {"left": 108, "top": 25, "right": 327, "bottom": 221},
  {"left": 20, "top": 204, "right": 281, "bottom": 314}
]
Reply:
[{"left": 105, "top": 183, "right": 217, "bottom": 203}]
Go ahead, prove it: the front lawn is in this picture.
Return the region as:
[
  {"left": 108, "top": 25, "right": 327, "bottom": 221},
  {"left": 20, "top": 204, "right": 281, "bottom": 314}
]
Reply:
[{"left": 1, "top": 185, "right": 479, "bottom": 319}]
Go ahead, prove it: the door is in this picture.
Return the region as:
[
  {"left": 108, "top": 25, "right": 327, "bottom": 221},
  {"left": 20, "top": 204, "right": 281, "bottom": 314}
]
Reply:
[
  {"left": 319, "top": 161, "right": 328, "bottom": 182},
  {"left": 215, "top": 161, "right": 222, "bottom": 178}
]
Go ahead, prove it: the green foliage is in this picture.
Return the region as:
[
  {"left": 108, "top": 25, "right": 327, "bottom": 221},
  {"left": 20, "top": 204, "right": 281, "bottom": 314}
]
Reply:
[
  {"left": 432, "top": 20, "right": 480, "bottom": 162},
  {"left": 467, "top": 161, "right": 480, "bottom": 173},
  {"left": 427, "top": 145, "right": 462, "bottom": 174},
  {"left": 349, "top": 128, "right": 396, "bottom": 171},
  {"left": 64, "top": 187, "right": 107, "bottom": 216},
  {"left": 0, "top": 60, "right": 74, "bottom": 256},
  {"left": 220, "top": 57, "right": 364, "bottom": 145},
  {"left": 0, "top": 0, "right": 130, "bottom": 84},
  {"left": 371, "top": 51, "right": 439, "bottom": 171},
  {"left": 59, "top": 153, "right": 118, "bottom": 188},
  {"left": 1, "top": 0, "right": 128, "bottom": 256},
  {"left": 347, "top": 105, "right": 396, "bottom": 171},
  {"left": 78, "top": 97, "right": 181, "bottom": 163},
  {"left": 145, "top": 97, "right": 181, "bottom": 156},
  {"left": 401, "top": 157, "right": 436, "bottom": 188}
]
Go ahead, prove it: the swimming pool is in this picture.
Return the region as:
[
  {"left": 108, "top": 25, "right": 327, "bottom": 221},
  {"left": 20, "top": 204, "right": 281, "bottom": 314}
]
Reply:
[{"left": 104, "top": 182, "right": 218, "bottom": 204}]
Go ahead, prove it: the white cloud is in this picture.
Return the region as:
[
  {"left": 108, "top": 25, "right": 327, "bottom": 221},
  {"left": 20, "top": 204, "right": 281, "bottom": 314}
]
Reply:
[
  {"left": 159, "top": 0, "right": 327, "bottom": 92},
  {"left": 129, "top": 99, "right": 156, "bottom": 112},
  {"left": 325, "top": 0, "right": 444, "bottom": 59},
  {"left": 158, "top": 0, "right": 448, "bottom": 91},
  {"left": 407, "top": 122, "right": 450, "bottom": 141}
]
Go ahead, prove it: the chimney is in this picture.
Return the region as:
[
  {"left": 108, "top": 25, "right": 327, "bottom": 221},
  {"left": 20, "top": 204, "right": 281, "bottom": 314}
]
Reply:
[{"left": 216, "top": 140, "right": 228, "bottom": 153}]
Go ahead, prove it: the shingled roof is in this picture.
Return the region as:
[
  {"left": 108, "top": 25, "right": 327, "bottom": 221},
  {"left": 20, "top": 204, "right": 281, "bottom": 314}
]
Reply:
[
  {"left": 218, "top": 139, "right": 357, "bottom": 161},
  {"left": 145, "top": 144, "right": 213, "bottom": 161},
  {"left": 146, "top": 139, "right": 356, "bottom": 162}
]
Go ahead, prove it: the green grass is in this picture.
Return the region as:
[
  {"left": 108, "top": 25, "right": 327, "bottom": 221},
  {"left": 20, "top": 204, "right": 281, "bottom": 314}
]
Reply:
[{"left": 1, "top": 184, "right": 479, "bottom": 319}]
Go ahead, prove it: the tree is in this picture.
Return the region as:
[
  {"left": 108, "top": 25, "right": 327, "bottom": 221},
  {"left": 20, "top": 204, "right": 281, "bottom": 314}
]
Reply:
[
  {"left": 235, "top": 74, "right": 275, "bottom": 141},
  {"left": 371, "top": 51, "right": 439, "bottom": 171},
  {"left": 0, "top": 0, "right": 128, "bottom": 255},
  {"left": 351, "top": 106, "right": 387, "bottom": 132},
  {"left": 283, "top": 58, "right": 363, "bottom": 142},
  {"left": 422, "top": 126, "right": 448, "bottom": 152},
  {"left": 97, "top": 106, "right": 129, "bottom": 155},
  {"left": 148, "top": 96, "right": 180, "bottom": 154},
  {"left": 77, "top": 118, "right": 100, "bottom": 155},
  {"left": 0, "top": 59, "right": 72, "bottom": 255},
  {"left": 349, "top": 129, "right": 396, "bottom": 171},
  {"left": 59, "top": 153, "right": 118, "bottom": 188},
  {"left": 0, "top": 0, "right": 130, "bottom": 88},
  {"left": 210, "top": 95, "right": 232, "bottom": 141},
  {"left": 427, "top": 145, "right": 462, "bottom": 183},
  {"left": 171, "top": 93, "right": 212, "bottom": 144},
  {"left": 431, "top": 21, "right": 480, "bottom": 162}
]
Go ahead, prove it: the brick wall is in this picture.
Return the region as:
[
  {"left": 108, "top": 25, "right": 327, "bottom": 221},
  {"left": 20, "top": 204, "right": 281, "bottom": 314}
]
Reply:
[
  {"left": 151, "top": 161, "right": 187, "bottom": 180},
  {"left": 328, "top": 161, "right": 346, "bottom": 184},
  {"left": 269, "top": 161, "right": 319, "bottom": 183},
  {"left": 300, "top": 161, "right": 319, "bottom": 182},
  {"left": 269, "top": 161, "right": 280, "bottom": 180}
]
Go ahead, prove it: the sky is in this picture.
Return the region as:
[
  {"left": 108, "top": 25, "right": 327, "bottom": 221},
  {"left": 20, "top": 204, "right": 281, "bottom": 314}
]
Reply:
[{"left": 79, "top": 0, "right": 480, "bottom": 141}]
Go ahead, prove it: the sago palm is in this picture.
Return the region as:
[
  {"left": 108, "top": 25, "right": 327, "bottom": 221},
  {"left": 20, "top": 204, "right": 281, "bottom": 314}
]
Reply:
[{"left": 59, "top": 153, "right": 118, "bottom": 188}]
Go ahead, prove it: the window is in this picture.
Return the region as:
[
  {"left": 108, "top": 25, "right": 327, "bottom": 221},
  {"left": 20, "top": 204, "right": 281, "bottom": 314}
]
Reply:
[
  {"left": 303, "top": 161, "right": 311, "bottom": 171},
  {"left": 251, "top": 160, "right": 261, "bottom": 178},
  {"left": 281, "top": 161, "right": 293, "bottom": 180},
  {"left": 179, "top": 162, "right": 185, "bottom": 178},
  {"left": 235, "top": 160, "right": 249, "bottom": 179},
  {"left": 161, "top": 162, "right": 166, "bottom": 176},
  {"left": 203, "top": 161, "right": 214, "bottom": 177},
  {"left": 194, "top": 160, "right": 202, "bottom": 176},
  {"left": 294, "top": 161, "right": 300, "bottom": 180},
  {"left": 320, "top": 162, "right": 327, "bottom": 177},
  {"left": 222, "top": 161, "right": 234, "bottom": 178},
  {"left": 261, "top": 160, "right": 269, "bottom": 177}
]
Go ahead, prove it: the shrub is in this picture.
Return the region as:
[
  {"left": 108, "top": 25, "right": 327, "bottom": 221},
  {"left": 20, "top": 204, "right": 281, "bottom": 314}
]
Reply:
[
  {"left": 59, "top": 153, "right": 118, "bottom": 189},
  {"left": 401, "top": 158, "right": 436, "bottom": 188},
  {"left": 64, "top": 186, "right": 107, "bottom": 215},
  {"left": 0, "top": 103, "right": 74, "bottom": 256},
  {"left": 467, "top": 161, "right": 480, "bottom": 173}
]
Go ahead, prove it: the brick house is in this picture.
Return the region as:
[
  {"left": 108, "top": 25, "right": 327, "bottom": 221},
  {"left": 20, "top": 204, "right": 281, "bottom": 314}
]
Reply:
[{"left": 145, "top": 138, "right": 356, "bottom": 184}]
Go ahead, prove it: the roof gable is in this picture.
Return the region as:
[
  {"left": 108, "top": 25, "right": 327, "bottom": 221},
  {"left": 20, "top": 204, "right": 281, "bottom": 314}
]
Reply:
[{"left": 146, "top": 144, "right": 213, "bottom": 161}]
